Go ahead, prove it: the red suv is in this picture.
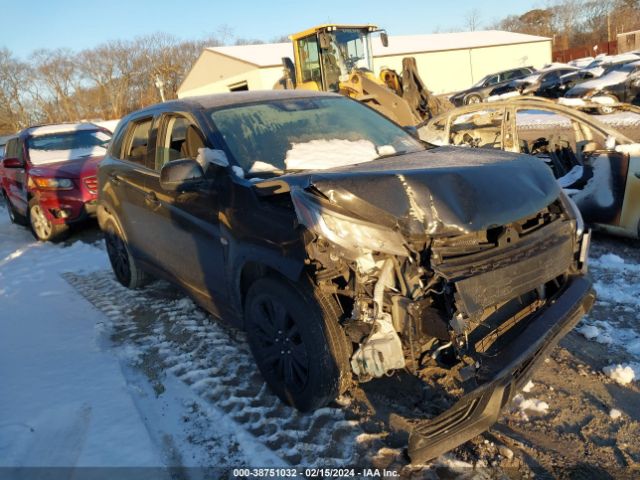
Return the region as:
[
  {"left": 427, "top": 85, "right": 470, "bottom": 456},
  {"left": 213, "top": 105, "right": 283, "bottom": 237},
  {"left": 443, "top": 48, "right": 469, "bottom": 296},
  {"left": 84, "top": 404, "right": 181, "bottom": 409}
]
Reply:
[{"left": 1, "top": 123, "right": 112, "bottom": 241}]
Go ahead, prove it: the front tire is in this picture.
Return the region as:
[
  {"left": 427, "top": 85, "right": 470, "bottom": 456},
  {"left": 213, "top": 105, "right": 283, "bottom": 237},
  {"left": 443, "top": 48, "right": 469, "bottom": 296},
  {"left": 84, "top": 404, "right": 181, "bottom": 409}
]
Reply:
[
  {"left": 244, "top": 276, "right": 351, "bottom": 412},
  {"left": 103, "top": 217, "right": 150, "bottom": 289},
  {"left": 596, "top": 95, "right": 618, "bottom": 114},
  {"left": 29, "top": 198, "right": 68, "bottom": 242},
  {"left": 465, "top": 94, "right": 482, "bottom": 104}
]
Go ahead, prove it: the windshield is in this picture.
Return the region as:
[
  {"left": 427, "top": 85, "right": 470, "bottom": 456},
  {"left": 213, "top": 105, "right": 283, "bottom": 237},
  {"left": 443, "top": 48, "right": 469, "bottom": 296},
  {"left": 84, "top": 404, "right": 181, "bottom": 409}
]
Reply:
[
  {"left": 328, "top": 29, "right": 373, "bottom": 74},
  {"left": 27, "top": 130, "right": 111, "bottom": 165},
  {"left": 209, "top": 97, "right": 424, "bottom": 175},
  {"left": 472, "top": 74, "right": 491, "bottom": 88}
]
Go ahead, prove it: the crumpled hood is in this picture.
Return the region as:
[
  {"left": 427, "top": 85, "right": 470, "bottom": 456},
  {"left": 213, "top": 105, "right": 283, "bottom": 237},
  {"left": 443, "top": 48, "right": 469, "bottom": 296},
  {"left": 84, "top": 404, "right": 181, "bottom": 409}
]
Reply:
[
  {"left": 256, "top": 146, "right": 560, "bottom": 237},
  {"left": 29, "top": 155, "right": 102, "bottom": 179}
]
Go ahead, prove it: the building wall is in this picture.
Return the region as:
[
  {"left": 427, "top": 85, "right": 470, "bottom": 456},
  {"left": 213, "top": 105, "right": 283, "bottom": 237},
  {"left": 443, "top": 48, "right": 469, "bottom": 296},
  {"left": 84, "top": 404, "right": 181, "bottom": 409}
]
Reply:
[
  {"left": 179, "top": 63, "right": 283, "bottom": 98},
  {"left": 373, "top": 41, "right": 551, "bottom": 94},
  {"left": 617, "top": 30, "right": 640, "bottom": 53},
  {"left": 179, "top": 40, "right": 552, "bottom": 98}
]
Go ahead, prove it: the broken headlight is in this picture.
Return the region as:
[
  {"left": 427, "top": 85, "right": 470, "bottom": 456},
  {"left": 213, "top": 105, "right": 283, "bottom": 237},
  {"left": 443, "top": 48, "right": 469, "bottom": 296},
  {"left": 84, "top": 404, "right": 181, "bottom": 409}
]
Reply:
[
  {"left": 291, "top": 187, "right": 407, "bottom": 257},
  {"left": 559, "top": 190, "right": 584, "bottom": 238}
]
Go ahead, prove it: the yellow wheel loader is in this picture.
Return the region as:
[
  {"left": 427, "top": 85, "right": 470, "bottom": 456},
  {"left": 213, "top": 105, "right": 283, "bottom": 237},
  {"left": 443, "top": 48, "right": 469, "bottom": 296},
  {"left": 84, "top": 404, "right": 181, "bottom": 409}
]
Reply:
[{"left": 274, "top": 24, "right": 451, "bottom": 126}]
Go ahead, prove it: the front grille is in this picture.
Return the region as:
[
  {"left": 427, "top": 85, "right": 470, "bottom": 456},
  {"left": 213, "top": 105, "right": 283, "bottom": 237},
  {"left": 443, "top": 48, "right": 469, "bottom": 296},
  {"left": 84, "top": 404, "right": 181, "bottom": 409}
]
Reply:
[{"left": 83, "top": 176, "right": 98, "bottom": 194}]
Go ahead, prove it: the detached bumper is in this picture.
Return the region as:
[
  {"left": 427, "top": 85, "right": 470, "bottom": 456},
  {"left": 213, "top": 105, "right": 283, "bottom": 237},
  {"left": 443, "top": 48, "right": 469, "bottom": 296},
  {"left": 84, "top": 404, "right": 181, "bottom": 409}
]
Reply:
[{"left": 408, "top": 276, "right": 595, "bottom": 464}]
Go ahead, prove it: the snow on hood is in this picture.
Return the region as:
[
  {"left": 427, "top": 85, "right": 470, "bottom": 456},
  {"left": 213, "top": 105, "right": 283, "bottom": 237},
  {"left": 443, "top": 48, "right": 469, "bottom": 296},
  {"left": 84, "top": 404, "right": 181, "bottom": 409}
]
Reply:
[
  {"left": 284, "top": 139, "right": 380, "bottom": 171},
  {"left": 516, "top": 73, "right": 540, "bottom": 84},
  {"left": 575, "top": 69, "right": 633, "bottom": 91},
  {"left": 29, "top": 146, "right": 107, "bottom": 166}
]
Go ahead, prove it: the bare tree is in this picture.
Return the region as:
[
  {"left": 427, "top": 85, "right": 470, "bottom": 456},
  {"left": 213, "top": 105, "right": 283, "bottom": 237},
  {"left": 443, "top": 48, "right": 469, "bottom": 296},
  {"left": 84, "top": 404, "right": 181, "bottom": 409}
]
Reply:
[
  {"left": 0, "top": 48, "right": 36, "bottom": 133},
  {"left": 465, "top": 9, "right": 482, "bottom": 32}
]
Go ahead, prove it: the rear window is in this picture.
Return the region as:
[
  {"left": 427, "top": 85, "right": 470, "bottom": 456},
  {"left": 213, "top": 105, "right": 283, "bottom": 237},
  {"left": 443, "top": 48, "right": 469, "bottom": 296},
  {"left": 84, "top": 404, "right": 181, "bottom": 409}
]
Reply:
[{"left": 27, "top": 130, "right": 111, "bottom": 165}]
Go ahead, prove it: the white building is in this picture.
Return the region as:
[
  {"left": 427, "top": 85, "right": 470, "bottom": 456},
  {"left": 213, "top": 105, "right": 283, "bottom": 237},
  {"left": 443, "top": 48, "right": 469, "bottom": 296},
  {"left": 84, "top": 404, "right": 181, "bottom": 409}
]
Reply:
[{"left": 178, "top": 30, "right": 552, "bottom": 98}]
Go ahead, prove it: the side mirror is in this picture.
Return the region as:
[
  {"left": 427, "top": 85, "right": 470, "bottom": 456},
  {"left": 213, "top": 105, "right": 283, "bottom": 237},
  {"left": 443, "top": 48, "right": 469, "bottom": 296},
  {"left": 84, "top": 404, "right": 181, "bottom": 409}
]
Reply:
[
  {"left": 2, "top": 157, "right": 24, "bottom": 169},
  {"left": 160, "top": 159, "right": 205, "bottom": 192},
  {"left": 380, "top": 31, "right": 389, "bottom": 48}
]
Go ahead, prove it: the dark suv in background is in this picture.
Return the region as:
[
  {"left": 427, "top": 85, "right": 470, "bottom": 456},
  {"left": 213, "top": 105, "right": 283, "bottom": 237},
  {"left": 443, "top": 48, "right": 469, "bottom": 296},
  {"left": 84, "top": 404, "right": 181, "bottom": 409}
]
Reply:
[
  {"left": 98, "top": 90, "right": 593, "bottom": 463},
  {"left": 449, "top": 66, "right": 534, "bottom": 105}
]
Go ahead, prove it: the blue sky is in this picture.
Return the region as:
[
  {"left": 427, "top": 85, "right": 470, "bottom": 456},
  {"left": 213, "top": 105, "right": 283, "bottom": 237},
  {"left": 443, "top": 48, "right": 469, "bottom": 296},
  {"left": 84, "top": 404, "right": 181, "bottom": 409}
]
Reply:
[{"left": 3, "top": 0, "right": 541, "bottom": 57}]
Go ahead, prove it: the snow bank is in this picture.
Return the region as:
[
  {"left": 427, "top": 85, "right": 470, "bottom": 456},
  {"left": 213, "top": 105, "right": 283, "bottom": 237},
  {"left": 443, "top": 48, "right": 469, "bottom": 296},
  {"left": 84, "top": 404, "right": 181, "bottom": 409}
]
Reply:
[
  {"left": 603, "top": 364, "right": 635, "bottom": 385},
  {"left": 284, "top": 139, "right": 379, "bottom": 171}
]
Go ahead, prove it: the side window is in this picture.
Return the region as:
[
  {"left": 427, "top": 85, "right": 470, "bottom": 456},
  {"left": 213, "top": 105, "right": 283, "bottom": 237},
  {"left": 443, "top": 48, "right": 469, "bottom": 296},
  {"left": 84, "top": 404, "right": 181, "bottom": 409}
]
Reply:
[
  {"left": 485, "top": 75, "right": 499, "bottom": 86},
  {"left": 4, "top": 139, "right": 17, "bottom": 158},
  {"left": 123, "top": 117, "right": 153, "bottom": 168},
  {"left": 449, "top": 108, "right": 504, "bottom": 149},
  {"left": 156, "top": 115, "right": 205, "bottom": 170},
  {"left": 297, "top": 35, "right": 321, "bottom": 84}
]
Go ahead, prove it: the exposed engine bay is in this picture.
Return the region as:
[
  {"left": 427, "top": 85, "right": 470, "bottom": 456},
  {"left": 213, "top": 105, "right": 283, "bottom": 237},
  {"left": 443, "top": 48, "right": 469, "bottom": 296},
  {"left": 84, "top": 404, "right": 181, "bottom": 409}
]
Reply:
[{"left": 296, "top": 191, "right": 587, "bottom": 384}]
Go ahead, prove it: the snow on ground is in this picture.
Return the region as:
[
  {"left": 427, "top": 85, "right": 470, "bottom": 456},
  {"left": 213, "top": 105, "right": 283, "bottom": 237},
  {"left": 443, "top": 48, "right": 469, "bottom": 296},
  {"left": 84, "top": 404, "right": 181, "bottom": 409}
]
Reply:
[
  {"left": 603, "top": 364, "right": 635, "bottom": 385},
  {"left": 0, "top": 204, "right": 282, "bottom": 472},
  {"left": 0, "top": 208, "right": 162, "bottom": 468},
  {"left": 576, "top": 248, "right": 640, "bottom": 386},
  {"left": 516, "top": 109, "right": 640, "bottom": 129}
]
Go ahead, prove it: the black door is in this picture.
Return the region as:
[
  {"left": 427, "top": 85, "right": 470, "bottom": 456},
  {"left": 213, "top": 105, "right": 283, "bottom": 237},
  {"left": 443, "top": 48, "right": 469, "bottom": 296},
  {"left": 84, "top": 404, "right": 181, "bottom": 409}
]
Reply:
[{"left": 144, "top": 112, "right": 228, "bottom": 315}]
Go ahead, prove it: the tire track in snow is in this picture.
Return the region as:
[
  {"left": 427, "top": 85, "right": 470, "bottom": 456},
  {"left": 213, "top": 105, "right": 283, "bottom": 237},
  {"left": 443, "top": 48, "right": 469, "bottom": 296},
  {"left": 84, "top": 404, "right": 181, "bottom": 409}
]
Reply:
[{"left": 63, "top": 270, "right": 384, "bottom": 467}]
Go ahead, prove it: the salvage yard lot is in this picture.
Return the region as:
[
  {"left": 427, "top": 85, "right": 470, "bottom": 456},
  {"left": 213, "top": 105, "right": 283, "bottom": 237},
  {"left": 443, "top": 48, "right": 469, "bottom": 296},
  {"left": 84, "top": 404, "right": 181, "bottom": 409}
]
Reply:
[{"left": 0, "top": 199, "right": 639, "bottom": 478}]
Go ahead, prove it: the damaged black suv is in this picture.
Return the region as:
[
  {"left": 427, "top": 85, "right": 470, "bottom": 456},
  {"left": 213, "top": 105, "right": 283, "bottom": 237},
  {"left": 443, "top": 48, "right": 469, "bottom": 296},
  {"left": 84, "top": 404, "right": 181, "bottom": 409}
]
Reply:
[{"left": 98, "top": 90, "right": 594, "bottom": 462}]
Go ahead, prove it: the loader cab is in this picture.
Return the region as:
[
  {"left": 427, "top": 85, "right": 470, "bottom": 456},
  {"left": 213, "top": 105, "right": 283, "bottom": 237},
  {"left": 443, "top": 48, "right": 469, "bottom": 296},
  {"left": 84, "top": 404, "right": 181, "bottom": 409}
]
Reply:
[{"left": 291, "top": 24, "right": 379, "bottom": 92}]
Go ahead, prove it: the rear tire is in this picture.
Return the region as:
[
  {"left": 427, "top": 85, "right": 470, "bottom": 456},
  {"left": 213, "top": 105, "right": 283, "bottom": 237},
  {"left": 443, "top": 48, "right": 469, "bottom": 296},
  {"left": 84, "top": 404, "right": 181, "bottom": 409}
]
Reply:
[
  {"left": 2, "top": 190, "right": 27, "bottom": 226},
  {"left": 244, "top": 276, "right": 351, "bottom": 412},
  {"left": 103, "top": 217, "right": 150, "bottom": 289},
  {"left": 28, "top": 198, "right": 68, "bottom": 242}
]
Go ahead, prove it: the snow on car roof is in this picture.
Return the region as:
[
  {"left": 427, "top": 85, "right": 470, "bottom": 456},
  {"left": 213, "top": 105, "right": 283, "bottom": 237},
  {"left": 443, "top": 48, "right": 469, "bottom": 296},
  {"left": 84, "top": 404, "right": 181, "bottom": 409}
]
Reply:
[{"left": 27, "top": 123, "right": 102, "bottom": 137}]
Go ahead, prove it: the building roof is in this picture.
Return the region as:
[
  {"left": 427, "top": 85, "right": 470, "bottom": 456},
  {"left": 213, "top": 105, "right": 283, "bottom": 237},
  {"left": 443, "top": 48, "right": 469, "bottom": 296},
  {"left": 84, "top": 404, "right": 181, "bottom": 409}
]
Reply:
[
  {"left": 206, "top": 30, "right": 551, "bottom": 68},
  {"left": 206, "top": 43, "right": 293, "bottom": 68}
]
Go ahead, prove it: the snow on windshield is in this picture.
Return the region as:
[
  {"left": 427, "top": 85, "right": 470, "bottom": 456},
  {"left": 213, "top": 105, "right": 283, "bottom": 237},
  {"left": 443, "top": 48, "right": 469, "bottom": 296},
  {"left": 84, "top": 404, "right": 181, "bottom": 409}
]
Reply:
[
  {"left": 28, "top": 130, "right": 110, "bottom": 165},
  {"left": 284, "top": 139, "right": 383, "bottom": 171}
]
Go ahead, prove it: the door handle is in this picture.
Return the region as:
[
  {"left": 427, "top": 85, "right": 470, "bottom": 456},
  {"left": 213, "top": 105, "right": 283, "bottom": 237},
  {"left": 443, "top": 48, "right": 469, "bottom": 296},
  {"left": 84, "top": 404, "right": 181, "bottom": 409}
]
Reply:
[
  {"left": 144, "top": 191, "right": 160, "bottom": 207},
  {"left": 109, "top": 173, "right": 121, "bottom": 185}
]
